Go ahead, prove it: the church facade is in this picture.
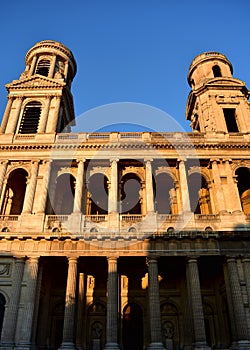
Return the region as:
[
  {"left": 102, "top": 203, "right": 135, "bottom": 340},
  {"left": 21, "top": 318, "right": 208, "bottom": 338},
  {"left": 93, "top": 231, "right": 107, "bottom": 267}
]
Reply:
[{"left": 0, "top": 40, "right": 249, "bottom": 350}]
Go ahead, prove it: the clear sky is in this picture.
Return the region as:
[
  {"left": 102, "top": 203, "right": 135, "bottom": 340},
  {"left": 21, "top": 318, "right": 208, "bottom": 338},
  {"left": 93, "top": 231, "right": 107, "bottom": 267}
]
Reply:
[{"left": 0, "top": 0, "right": 249, "bottom": 132}]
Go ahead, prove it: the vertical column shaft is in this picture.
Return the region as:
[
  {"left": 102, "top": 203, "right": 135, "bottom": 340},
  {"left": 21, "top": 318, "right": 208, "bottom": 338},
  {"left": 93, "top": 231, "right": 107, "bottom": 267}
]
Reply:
[
  {"left": 0, "top": 161, "right": 8, "bottom": 196},
  {"left": 211, "top": 160, "right": 226, "bottom": 212},
  {"left": 108, "top": 160, "right": 118, "bottom": 213},
  {"left": 225, "top": 161, "right": 242, "bottom": 212},
  {"left": 147, "top": 257, "right": 164, "bottom": 350},
  {"left": 242, "top": 257, "right": 250, "bottom": 310},
  {"left": 47, "top": 96, "right": 61, "bottom": 133},
  {"left": 226, "top": 257, "right": 250, "bottom": 342},
  {"left": 38, "top": 96, "right": 51, "bottom": 133},
  {"left": 17, "top": 257, "right": 39, "bottom": 348},
  {"left": 1, "top": 258, "right": 25, "bottom": 347},
  {"left": 178, "top": 159, "right": 191, "bottom": 212},
  {"left": 73, "top": 160, "right": 85, "bottom": 213},
  {"left": 145, "top": 160, "right": 154, "bottom": 213},
  {"left": 1, "top": 96, "right": 14, "bottom": 133},
  {"left": 104, "top": 257, "right": 119, "bottom": 350},
  {"left": 76, "top": 273, "right": 85, "bottom": 349},
  {"left": 22, "top": 161, "right": 39, "bottom": 214},
  {"left": 60, "top": 257, "right": 78, "bottom": 350},
  {"left": 6, "top": 97, "right": 23, "bottom": 134},
  {"left": 187, "top": 257, "right": 209, "bottom": 348},
  {"left": 37, "top": 161, "right": 51, "bottom": 214},
  {"left": 48, "top": 55, "right": 57, "bottom": 78},
  {"left": 28, "top": 55, "right": 37, "bottom": 77}
]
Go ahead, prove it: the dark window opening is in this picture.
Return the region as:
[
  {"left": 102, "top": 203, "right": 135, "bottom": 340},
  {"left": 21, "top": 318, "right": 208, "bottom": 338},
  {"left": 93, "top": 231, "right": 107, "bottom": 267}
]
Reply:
[
  {"left": 18, "top": 101, "right": 42, "bottom": 134},
  {"left": 0, "top": 293, "right": 6, "bottom": 339},
  {"left": 212, "top": 65, "right": 222, "bottom": 77},
  {"left": 223, "top": 108, "right": 239, "bottom": 132},
  {"left": 35, "top": 59, "right": 50, "bottom": 76}
]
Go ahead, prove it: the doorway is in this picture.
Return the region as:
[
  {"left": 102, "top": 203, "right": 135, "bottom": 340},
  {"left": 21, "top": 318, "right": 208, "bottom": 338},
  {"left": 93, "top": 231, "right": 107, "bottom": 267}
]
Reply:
[{"left": 123, "top": 303, "right": 143, "bottom": 350}]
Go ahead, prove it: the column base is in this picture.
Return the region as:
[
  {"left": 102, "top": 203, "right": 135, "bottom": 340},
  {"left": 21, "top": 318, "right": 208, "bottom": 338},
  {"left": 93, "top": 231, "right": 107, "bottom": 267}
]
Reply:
[
  {"left": 230, "top": 340, "right": 250, "bottom": 350},
  {"left": 103, "top": 342, "right": 120, "bottom": 350},
  {"left": 0, "top": 342, "right": 15, "bottom": 350},
  {"left": 192, "top": 342, "right": 211, "bottom": 350},
  {"left": 58, "top": 342, "right": 77, "bottom": 350},
  {"left": 147, "top": 342, "right": 165, "bottom": 350}
]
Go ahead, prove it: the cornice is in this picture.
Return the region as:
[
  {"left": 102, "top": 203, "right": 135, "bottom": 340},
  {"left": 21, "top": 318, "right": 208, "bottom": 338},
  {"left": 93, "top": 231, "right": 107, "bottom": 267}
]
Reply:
[{"left": 6, "top": 75, "right": 66, "bottom": 91}]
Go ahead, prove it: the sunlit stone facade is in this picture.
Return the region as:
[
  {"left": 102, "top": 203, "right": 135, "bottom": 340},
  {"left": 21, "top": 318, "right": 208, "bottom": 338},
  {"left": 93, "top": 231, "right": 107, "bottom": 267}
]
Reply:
[{"left": 0, "top": 41, "right": 250, "bottom": 350}]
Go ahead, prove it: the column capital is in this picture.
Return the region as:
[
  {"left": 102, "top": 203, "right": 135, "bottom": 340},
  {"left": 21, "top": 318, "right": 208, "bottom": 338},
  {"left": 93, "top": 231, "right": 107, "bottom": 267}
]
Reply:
[
  {"left": 76, "top": 158, "right": 85, "bottom": 164},
  {"left": 110, "top": 158, "right": 119, "bottom": 164},
  {"left": 67, "top": 256, "right": 78, "bottom": 263},
  {"left": 107, "top": 255, "right": 118, "bottom": 262},
  {"left": 144, "top": 158, "right": 153, "bottom": 163},
  {"left": 187, "top": 255, "right": 200, "bottom": 263}
]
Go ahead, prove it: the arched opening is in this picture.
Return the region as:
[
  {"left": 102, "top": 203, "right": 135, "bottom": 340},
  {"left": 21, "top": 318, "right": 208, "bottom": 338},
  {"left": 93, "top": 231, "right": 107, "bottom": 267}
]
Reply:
[
  {"left": 0, "top": 293, "right": 6, "bottom": 339},
  {"left": 86, "top": 173, "right": 108, "bottom": 215},
  {"left": 123, "top": 303, "right": 143, "bottom": 350},
  {"left": 1, "top": 169, "right": 28, "bottom": 215},
  {"left": 35, "top": 59, "right": 50, "bottom": 76},
  {"left": 188, "top": 173, "right": 212, "bottom": 214},
  {"left": 155, "top": 173, "right": 176, "bottom": 214},
  {"left": 18, "top": 101, "right": 42, "bottom": 134},
  {"left": 212, "top": 65, "right": 222, "bottom": 77},
  {"left": 120, "top": 173, "right": 142, "bottom": 214},
  {"left": 53, "top": 173, "right": 75, "bottom": 214},
  {"left": 235, "top": 167, "right": 250, "bottom": 214}
]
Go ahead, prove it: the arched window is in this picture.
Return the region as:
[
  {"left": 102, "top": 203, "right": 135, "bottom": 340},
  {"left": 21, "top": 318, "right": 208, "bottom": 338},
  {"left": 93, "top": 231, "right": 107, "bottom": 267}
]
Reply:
[
  {"left": 86, "top": 173, "right": 108, "bottom": 215},
  {"left": 35, "top": 59, "right": 50, "bottom": 76},
  {"left": 1, "top": 169, "right": 28, "bottom": 215},
  {"left": 188, "top": 173, "right": 212, "bottom": 214},
  {"left": 53, "top": 174, "right": 75, "bottom": 214},
  {"left": 0, "top": 293, "right": 6, "bottom": 339},
  {"left": 18, "top": 101, "right": 42, "bottom": 134},
  {"left": 120, "top": 173, "right": 142, "bottom": 214},
  {"left": 155, "top": 173, "right": 176, "bottom": 214},
  {"left": 235, "top": 167, "right": 250, "bottom": 214},
  {"left": 212, "top": 65, "right": 222, "bottom": 77}
]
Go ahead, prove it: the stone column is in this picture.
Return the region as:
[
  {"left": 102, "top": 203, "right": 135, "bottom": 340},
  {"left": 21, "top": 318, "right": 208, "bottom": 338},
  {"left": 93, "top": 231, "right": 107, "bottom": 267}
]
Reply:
[
  {"left": 108, "top": 159, "right": 118, "bottom": 213},
  {"left": 0, "top": 161, "right": 8, "bottom": 196},
  {"left": 16, "top": 257, "right": 39, "bottom": 350},
  {"left": 242, "top": 257, "right": 250, "bottom": 310},
  {"left": 22, "top": 161, "right": 39, "bottom": 214},
  {"left": 0, "top": 257, "right": 25, "bottom": 349},
  {"left": 145, "top": 159, "right": 155, "bottom": 213},
  {"left": 6, "top": 97, "right": 23, "bottom": 134},
  {"left": 211, "top": 159, "right": 226, "bottom": 213},
  {"left": 37, "top": 160, "right": 51, "bottom": 214},
  {"left": 48, "top": 55, "right": 57, "bottom": 78},
  {"left": 226, "top": 257, "right": 250, "bottom": 347},
  {"left": 104, "top": 257, "right": 120, "bottom": 350},
  {"left": 147, "top": 257, "right": 164, "bottom": 350},
  {"left": 64, "top": 61, "right": 69, "bottom": 80},
  {"left": 76, "top": 273, "right": 85, "bottom": 350},
  {"left": 186, "top": 257, "right": 210, "bottom": 350},
  {"left": 224, "top": 160, "right": 242, "bottom": 212},
  {"left": 28, "top": 55, "right": 37, "bottom": 77},
  {"left": 38, "top": 96, "right": 51, "bottom": 133},
  {"left": 48, "top": 95, "right": 61, "bottom": 133},
  {"left": 178, "top": 159, "right": 191, "bottom": 212},
  {"left": 1, "top": 96, "right": 14, "bottom": 133},
  {"left": 59, "top": 257, "right": 78, "bottom": 350},
  {"left": 73, "top": 160, "right": 85, "bottom": 213}
]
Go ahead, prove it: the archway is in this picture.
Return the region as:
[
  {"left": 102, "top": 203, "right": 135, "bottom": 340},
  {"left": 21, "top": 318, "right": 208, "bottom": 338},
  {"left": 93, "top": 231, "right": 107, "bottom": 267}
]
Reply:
[
  {"left": 235, "top": 167, "right": 250, "bottom": 214},
  {"left": 123, "top": 303, "right": 143, "bottom": 350},
  {"left": 120, "top": 173, "right": 142, "bottom": 214},
  {"left": 155, "top": 173, "right": 176, "bottom": 214},
  {"left": 188, "top": 173, "right": 211, "bottom": 214},
  {"left": 86, "top": 173, "right": 108, "bottom": 215},
  {"left": 53, "top": 173, "right": 75, "bottom": 214},
  {"left": 1, "top": 168, "right": 28, "bottom": 215}
]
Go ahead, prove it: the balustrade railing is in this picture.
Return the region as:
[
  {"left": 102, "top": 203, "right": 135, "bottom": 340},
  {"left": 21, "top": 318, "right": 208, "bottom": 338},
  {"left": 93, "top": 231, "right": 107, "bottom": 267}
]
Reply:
[{"left": 85, "top": 215, "right": 107, "bottom": 222}]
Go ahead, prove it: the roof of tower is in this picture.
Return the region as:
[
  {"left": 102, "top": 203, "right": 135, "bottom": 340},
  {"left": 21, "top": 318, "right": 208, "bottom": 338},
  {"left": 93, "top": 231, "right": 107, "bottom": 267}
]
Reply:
[
  {"left": 25, "top": 40, "right": 77, "bottom": 77},
  {"left": 187, "top": 51, "right": 233, "bottom": 85}
]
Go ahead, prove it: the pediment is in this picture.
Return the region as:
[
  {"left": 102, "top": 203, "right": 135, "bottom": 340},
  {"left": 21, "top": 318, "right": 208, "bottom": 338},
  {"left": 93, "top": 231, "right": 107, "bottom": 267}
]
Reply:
[
  {"left": 206, "top": 77, "right": 244, "bottom": 86},
  {"left": 6, "top": 75, "right": 66, "bottom": 90}
]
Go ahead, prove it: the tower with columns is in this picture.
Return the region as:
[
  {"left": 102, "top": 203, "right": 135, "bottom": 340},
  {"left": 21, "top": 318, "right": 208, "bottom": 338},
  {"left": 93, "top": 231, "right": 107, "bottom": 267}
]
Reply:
[{"left": 0, "top": 41, "right": 249, "bottom": 350}]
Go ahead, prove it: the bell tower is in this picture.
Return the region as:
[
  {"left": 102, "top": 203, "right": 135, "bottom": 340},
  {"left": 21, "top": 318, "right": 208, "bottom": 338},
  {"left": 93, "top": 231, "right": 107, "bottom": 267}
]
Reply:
[
  {"left": 186, "top": 52, "right": 250, "bottom": 133},
  {"left": 0, "top": 40, "right": 77, "bottom": 135}
]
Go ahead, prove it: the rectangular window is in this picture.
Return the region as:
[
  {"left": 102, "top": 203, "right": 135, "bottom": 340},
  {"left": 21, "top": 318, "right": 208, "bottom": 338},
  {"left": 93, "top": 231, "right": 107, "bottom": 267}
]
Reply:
[{"left": 223, "top": 108, "right": 239, "bottom": 132}]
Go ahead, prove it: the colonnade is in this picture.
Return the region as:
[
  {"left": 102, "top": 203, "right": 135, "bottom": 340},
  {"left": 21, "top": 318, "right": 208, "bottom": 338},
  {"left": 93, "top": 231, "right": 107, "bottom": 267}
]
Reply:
[
  {"left": 0, "top": 157, "right": 244, "bottom": 217},
  {"left": 1, "top": 255, "right": 250, "bottom": 350}
]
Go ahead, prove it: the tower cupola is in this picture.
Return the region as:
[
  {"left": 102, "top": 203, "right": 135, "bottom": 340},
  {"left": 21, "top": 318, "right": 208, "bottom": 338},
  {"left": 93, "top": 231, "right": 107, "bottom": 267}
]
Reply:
[{"left": 186, "top": 51, "right": 250, "bottom": 133}]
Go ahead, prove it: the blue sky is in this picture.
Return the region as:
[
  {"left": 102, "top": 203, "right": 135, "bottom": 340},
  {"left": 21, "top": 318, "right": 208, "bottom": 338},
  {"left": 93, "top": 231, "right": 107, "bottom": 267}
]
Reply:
[{"left": 0, "top": 0, "right": 250, "bottom": 132}]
